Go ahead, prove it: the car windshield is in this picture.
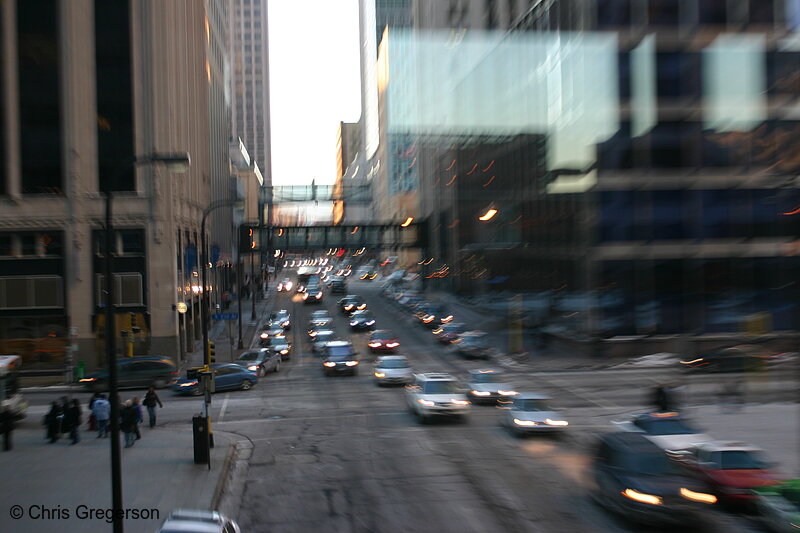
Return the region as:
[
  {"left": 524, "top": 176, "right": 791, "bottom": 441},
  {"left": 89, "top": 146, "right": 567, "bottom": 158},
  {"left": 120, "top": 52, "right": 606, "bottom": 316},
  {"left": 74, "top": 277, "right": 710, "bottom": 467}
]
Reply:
[
  {"left": 471, "top": 373, "right": 503, "bottom": 383},
  {"left": 379, "top": 359, "right": 408, "bottom": 369},
  {"left": 635, "top": 419, "right": 697, "bottom": 435},
  {"left": 353, "top": 311, "right": 372, "bottom": 319},
  {"left": 315, "top": 332, "right": 335, "bottom": 342},
  {"left": 443, "top": 324, "right": 463, "bottom": 333},
  {"left": 423, "top": 382, "right": 459, "bottom": 394},
  {"left": 327, "top": 354, "right": 354, "bottom": 362},
  {"left": 711, "top": 451, "right": 768, "bottom": 470},
  {"left": 327, "top": 345, "right": 354, "bottom": 357},
  {"left": 372, "top": 331, "right": 394, "bottom": 340},
  {"left": 626, "top": 453, "right": 682, "bottom": 476},
  {"left": 237, "top": 352, "right": 262, "bottom": 362},
  {"left": 515, "top": 399, "right": 551, "bottom": 411}
]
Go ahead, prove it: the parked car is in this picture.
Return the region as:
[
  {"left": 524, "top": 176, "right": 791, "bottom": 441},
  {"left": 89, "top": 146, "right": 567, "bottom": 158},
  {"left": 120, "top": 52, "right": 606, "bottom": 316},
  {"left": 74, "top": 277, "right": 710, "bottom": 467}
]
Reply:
[
  {"left": 591, "top": 432, "right": 717, "bottom": 525},
  {"left": 405, "top": 373, "right": 470, "bottom": 423},
  {"left": 499, "top": 393, "right": 568, "bottom": 435},
  {"left": 453, "top": 331, "right": 493, "bottom": 360},
  {"left": 232, "top": 348, "right": 280, "bottom": 377},
  {"left": 680, "top": 344, "right": 778, "bottom": 373},
  {"left": 674, "top": 441, "right": 781, "bottom": 507},
  {"left": 752, "top": 479, "right": 800, "bottom": 533},
  {"left": 172, "top": 364, "right": 257, "bottom": 396},
  {"left": 157, "top": 509, "right": 240, "bottom": 533},
  {"left": 433, "top": 322, "right": 466, "bottom": 344},
  {"left": 373, "top": 355, "right": 413, "bottom": 386},
  {"left": 367, "top": 330, "right": 400, "bottom": 353},
  {"left": 79, "top": 355, "right": 179, "bottom": 391}
]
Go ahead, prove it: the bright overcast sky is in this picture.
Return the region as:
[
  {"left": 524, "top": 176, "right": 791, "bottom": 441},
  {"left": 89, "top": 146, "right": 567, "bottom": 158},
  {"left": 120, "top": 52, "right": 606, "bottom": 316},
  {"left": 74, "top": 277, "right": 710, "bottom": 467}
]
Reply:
[{"left": 268, "top": 0, "right": 362, "bottom": 186}]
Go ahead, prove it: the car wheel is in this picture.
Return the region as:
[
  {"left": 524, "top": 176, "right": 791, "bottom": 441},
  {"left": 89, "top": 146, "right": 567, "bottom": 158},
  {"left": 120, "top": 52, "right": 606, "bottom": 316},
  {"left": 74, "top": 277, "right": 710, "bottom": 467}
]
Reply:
[
  {"left": 240, "top": 380, "right": 253, "bottom": 391},
  {"left": 152, "top": 378, "right": 167, "bottom": 389},
  {"left": 192, "top": 386, "right": 204, "bottom": 397},
  {"left": 274, "top": 360, "right": 281, "bottom": 373}
]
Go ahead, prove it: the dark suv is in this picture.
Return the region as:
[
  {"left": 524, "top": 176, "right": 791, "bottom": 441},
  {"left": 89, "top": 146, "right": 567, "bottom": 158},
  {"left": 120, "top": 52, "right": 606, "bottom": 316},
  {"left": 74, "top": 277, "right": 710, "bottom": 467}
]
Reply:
[
  {"left": 591, "top": 432, "right": 717, "bottom": 525},
  {"left": 322, "top": 341, "right": 359, "bottom": 376},
  {"left": 80, "top": 356, "right": 178, "bottom": 391}
]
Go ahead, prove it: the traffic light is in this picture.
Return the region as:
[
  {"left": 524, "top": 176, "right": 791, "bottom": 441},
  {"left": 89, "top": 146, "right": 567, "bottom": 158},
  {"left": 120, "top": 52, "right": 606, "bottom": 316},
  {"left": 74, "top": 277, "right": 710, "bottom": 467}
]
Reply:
[
  {"left": 130, "top": 312, "right": 141, "bottom": 334},
  {"left": 206, "top": 341, "right": 216, "bottom": 363}
]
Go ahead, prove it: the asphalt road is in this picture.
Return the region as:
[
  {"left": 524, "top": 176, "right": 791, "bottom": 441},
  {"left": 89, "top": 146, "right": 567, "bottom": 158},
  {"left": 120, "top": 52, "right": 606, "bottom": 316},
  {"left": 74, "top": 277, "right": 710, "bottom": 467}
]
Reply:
[{"left": 20, "top": 278, "right": 795, "bottom": 532}]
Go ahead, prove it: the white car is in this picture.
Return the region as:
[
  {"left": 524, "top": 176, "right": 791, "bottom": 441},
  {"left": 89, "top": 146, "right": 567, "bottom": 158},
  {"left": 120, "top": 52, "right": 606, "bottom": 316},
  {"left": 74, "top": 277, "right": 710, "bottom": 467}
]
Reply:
[
  {"left": 373, "top": 355, "right": 413, "bottom": 386},
  {"left": 500, "top": 393, "right": 568, "bottom": 435},
  {"left": 157, "top": 509, "right": 240, "bottom": 533},
  {"left": 611, "top": 412, "right": 712, "bottom": 452},
  {"left": 465, "top": 368, "right": 518, "bottom": 404},
  {"left": 405, "top": 373, "right": 470, "bottom": 423}
]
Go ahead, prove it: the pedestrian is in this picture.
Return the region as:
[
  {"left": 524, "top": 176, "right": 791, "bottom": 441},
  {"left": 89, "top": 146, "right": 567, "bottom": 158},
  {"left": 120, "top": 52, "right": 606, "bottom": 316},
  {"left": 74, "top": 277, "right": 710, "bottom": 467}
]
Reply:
[
  {"left": 64, "top": 399, "right": 82, "bottom": 445},
  {"left": 92, "top": 394, "right": 110, "bottom": 438},
  {"left": 653, "top": 384, "right": 670, "bottom": 412},
  {"left": 143, "top": 386, "right": 163, "bottom": 428},
  {"left": 44, "top": 401, "right": 63, "bottom": 443},
  {"left": 1, "top": 406, "right": 14, "bottom": 451},
  {"left": 87, "top": 392, "right": 102, "bottom": 431},
  {"left": 120, "top": 400, "right": 138, "bottom": 448},
  {"left": 59, "top": 396, "right": 70, "bottom": 438},
  {"left": 132, "top": 397, "right": 143, "bottom": 440}
]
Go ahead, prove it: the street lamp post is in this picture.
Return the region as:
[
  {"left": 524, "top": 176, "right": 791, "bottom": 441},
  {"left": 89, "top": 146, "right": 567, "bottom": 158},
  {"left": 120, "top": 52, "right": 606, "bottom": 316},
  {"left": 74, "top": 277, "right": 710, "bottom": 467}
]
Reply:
[
  {"left": 104, "top": 153, "right": 190, "bottom": 533},
  {"left": 200, "top": 199, "right": 241, "bottom": 456}
]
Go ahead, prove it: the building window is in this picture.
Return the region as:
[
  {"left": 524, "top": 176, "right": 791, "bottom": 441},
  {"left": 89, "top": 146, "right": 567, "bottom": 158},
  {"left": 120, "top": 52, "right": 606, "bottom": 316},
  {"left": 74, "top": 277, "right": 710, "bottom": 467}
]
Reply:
[
  {"left": 119, "top": 229, "right": 145, "bottom": 255},
  {"left": 0, "top": 276, "right": 64, "bottom": 309},
  {"left": 96, "top": 273, "right": 144, "bottom": 307}
]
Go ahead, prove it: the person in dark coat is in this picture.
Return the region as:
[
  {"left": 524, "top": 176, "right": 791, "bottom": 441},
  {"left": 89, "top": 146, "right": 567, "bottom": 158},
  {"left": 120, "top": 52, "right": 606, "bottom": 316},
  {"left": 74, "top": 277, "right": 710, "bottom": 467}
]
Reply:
[
  {"left": 120, "top": 400, "right": 138, "bottom": 448},
  {"left": 143, "top": 386, "right": 163, "bottom": 428},
  {"left": 44, "top": 401, "right": 63, "bottom": 443},
  {"left": 653, "top": 384, "right": 670, "bottom": 412},
  {"left": 64, "top": 399, "right": 82, "bottom": 445}
]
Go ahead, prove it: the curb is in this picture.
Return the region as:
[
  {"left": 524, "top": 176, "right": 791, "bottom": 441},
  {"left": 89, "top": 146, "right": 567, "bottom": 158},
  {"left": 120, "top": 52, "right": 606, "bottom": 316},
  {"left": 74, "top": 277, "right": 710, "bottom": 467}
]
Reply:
[
  {"left": 211, "top": 436, "right": 240, "bottom": 509},
  {"left": 212, "top": 437, "right": 254, "bottom": 519}
]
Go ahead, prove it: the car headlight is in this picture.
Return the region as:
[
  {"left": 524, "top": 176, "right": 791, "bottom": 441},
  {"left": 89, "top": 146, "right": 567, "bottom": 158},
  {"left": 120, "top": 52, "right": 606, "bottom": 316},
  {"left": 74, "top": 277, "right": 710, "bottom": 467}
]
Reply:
[
  {"left": 513, "top": 418, "right": 537, "bottom": 426},
  {"left": 345, "top": 361, "right": 358, "bottom": 366},
  {"left": 366, "top": 320, "right": 375, "bottom": 325},
  {"left": 344, "top": 304, "right": 353, "bottom": 310},
  {"left": 374, "top": 372, "right": 386, "bottom": 378},
  {"left": 179, "top": 381, "right": 199, "bottom": 387},
  {"left": 386, "top": 342, "right": 399, "bottom": 348},
  {"left": 451, "top": 399, "right": 470, "bottom": 405},
  {"left": 418, "top": 399, "right": 435, "bottom": 407},
  {"left": 303, "top": 293, "right": 309, "bottom": 300},
  {"left": 260, "top": 332, "right": 268, "bottom": 339},
  {"left": 432, "top": 327, "right": 443, "bottom": 334},
  {"left": 280, "top": 349, "right": 289, "bottom": 355},
  {"left": 316, "top": 292, "right": 322, "bottom": 298},
  {"left": 285, "top": 282, "right": 292, "bottom": 290},
  {"left": 247, "top": 365, "right": 259, "bottom": 371},
  {"left": 357, "top": 304, "right": 366, "bottom": 310},
  {"left": 622, "top": 489, "right": 662, "bottom": 506},
  {"left": 79, "top": 378, "right": 97, "bottom": 382},
  {"left": 498, "top": 390, "right": 519, "bottom": 396},
  {"left": 309, "top": 331, "right": 317, "bottom": 337},
  {"left": 282, "top": 321, "right": 290, "bottom": 327},
  {"left": 350, "top": 321, "right": 357, "bottom": 326},
  {"left": 422, "top": 315, "right": 434, "bottom": 323},
  {"left": 441, "top": 315, "right": 454, "bottom": 323},
  {"left": 680, "top": 488, "right": 717, "bottom": 504},
  {"left": 471, "top": 390, "right": 491, "bottom": 396},
  {"left": 323, "top": 362, "right": 336, "bottom": 367},
  {"left": 543, "top": 419, "right": 568, "bottom": 427},
  {"left": 368, "top": 342, "right": 381, "bottom": 348}
]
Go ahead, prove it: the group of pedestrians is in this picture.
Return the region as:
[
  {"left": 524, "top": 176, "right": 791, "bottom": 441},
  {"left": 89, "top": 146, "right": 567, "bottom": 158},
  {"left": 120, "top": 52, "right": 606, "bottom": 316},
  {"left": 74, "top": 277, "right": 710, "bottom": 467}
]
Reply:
[
  {"left": 44, "top": 396, "right": 83, "bottom": 445},
  {"left": 45, "top": 386, "right": 163, "bottom": 448}
]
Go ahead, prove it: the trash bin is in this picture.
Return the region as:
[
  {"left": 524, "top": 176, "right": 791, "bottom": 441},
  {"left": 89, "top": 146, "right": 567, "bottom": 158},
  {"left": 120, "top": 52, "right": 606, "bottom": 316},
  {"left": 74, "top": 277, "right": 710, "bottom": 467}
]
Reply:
[
  {"left": 76, "top": 361, "right": 85, "bottom": 381},
  {"left": 192, "top": 415, "right": 209, "bottom": 464}
]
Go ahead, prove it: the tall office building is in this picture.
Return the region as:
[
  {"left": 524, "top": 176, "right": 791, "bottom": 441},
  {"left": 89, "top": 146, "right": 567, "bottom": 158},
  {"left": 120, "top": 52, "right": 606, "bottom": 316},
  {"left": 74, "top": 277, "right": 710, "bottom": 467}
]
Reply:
[
  {"left": 229, "top": 0, "right": 273, "bottom": 207},
  {"left": 0, "top": 1, "right": 228, "bottom": 371}
]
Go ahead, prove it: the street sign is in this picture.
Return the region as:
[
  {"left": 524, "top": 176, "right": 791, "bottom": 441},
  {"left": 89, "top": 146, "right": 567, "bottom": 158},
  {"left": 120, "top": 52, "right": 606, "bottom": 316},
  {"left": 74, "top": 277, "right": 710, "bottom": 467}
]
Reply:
[{"left": 212, "top": 312, "right": 239, "bottom": 321}]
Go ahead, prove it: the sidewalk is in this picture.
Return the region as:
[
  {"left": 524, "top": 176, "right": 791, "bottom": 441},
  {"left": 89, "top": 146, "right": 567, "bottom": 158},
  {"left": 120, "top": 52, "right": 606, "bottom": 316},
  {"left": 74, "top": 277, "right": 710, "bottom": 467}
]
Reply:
[
  {"left": 0, "top": 421, "right": 234, "bottom": 533},
  {"left": 426, "top": 290, "right": 606, "bottom": 371}
]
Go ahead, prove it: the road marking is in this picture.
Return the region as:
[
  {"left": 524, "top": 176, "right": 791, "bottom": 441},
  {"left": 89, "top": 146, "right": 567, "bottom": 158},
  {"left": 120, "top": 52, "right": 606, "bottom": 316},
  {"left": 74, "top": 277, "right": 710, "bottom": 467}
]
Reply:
[{"left": 218, "top": 394, "right": 230, "bottom": 421}]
